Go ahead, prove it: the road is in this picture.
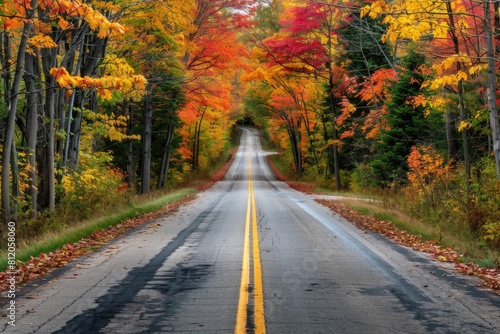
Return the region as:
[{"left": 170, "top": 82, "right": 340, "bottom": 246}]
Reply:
[{"left": 2, "top": 127, "right": 500, "bottom": 333}]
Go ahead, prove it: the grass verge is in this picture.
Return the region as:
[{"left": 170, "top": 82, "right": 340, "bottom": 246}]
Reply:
[{"left": 335, "top": 197, "right": 500, "bottom": 268}]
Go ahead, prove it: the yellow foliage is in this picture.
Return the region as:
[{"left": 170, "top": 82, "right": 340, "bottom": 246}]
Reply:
[
  {"left": 433, "top": 54, "right": 472, "bottom": 76},
  {"left": 427, "top": 96, "right": 451, "bottom": 110},
  {"left": 58, "top": 17, "right": 70, "bottom": 30},
  {"left": 458, "top": 120, "right": 471, "bottom": 132},
  {"left": 29, "top": 34, "right": 57, "bottom": 50},
  {"left": 469, "top": 64, "right": 487, "bottom": 76},
  {"left": 50, "top": 64, "right": 147, "bottom": 101},
  {"left": 84, "top": 110, "right": 141, "bottom": 142},
  {"left": 482, "top": 222, "right": 500, "bottom": 246}
]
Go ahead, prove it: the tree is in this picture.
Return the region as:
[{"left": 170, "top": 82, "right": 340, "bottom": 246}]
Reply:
[
  {"left": 371, "top": 50, "right": 442, "bottom": 186},
  {"left": 2, "top": 0, "right": 38, "bottom": 224},
  {"left": 483, "top": 0, "right": 500, "bottom": 188}
]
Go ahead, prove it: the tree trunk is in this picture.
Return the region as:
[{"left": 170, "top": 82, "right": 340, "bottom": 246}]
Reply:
[
  {"left": 320, "top": 112, "right": 333, "bottom": 178},
  {"left": 39, "top": 38, "right": 59, "bottom": 211},
  {"left": 126, "top": 102, "right": 135, "bottom": 188},
  {"left": 63, "top": 36, "right": 86, "bottom": 164},
  {"left": 445, "top": 110, "right": 459, "bottom": 164},
  {"left": 458, "top": 81, "right": 471, "bottom": 190},
  {"left": 328, "top": 66, "right": 341, "bottom": 189},
  {"left": 484, "top": 0, "right": 500, "bottom": 186},
  {"left": 140, "top": 90, "right": 153, "bottom": 194},
  {"left": 287, "top": 118, "right": 302, "bottom": 176},
  {"left": 67, "top": 31, "right": 107, "bottom": 169},
  {"left": 68, "top": 91, "right": 84, "bottom": 169},
  {"left": 192, "top": 107, "right": 207, "bottom": 171},
  {"left": 46, "top": 85, "right": 56, "bottom": 211},
  {"left": 1, "top": 1, "right": 37, "bottom": 223},
  {"left": 24, "top": 52, "right": 39, "bottom": 218},
  {"left": 10, "top": 144, "right": 19, "bottom": 221},
  {"left": 192, "top": 122, "right": 200, "bottom": 171},
  {"left": 157, "top": 119, "right": 175, "bottom": 190},
  {"left": 446, "top": 1, "right": 471, "bottom": 190},
  {"left": 301, "top": 113, "right": 320, "bottom": 172}
]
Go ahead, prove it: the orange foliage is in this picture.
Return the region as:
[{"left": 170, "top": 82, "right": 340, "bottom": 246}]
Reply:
[
  {"left": 406, "top": 146, "right": 454, "bottom": 207},
  {"left": 407, "top": 146, "right": 451, "bottom": 186},
  {"left": 356, "top": 68, "right": 395, "bottom": 139},
  {"left": 356, "top": 68, "right": 396, "bottom": 104},
  {"left": 361, "top": 106, "right": 389, "bottom": 140}
]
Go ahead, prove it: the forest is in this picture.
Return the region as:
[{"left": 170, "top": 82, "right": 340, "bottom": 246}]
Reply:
[{"left": 1, "top": 0, "right": 500, "bottom": 256}]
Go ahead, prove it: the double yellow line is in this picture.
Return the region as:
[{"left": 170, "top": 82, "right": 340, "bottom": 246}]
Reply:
[{"left": 235, "top": 150, "right": 266, "bottom": 334}]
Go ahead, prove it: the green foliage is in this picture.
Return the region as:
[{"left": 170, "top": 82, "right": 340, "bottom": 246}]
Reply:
[
  {"left": 370, "top": 50, "right": 443, "bottom": 186},
  {"left": 243, "top": 84, "right": 273, "bottom": 127},
  {"left": 338, "top": 12, "right": 391, "bottom": 76},
  {"left": 350, "top": 164, "right": 380, "bottom": 192}
]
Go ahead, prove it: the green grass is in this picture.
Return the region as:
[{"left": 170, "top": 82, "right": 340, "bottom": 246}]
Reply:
[
  {"left": 0, "top": 188, "right": 196, "bottom": 272},
  {"left": 342, "top": 199, "right": 438, "bottom": 241}
]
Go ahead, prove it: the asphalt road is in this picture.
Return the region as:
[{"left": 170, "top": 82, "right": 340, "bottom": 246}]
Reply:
[{"left": 2, "top": 127, "right": 500, "bottom": 333}]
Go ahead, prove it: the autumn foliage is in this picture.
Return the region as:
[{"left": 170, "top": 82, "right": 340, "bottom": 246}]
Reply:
[
  {"left": 0, "top": 0, "right": 255, "bottom": 242},
  {"left": 244, "top": 0, "right": 500, "bottom": 259}
]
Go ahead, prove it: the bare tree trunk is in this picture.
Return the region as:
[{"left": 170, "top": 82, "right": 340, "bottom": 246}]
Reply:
[
  {"left": 446, "top": 1, "right": 471, "bottom": 190},
  {"left": 63, "top": 36, "right": 85, "bottom": 165},
  {"left": 1, "top": 1, "right": 37, "bottom": 223},
  {"left": 45, "top": 85, "right": 56, "bottom": 211},
  {"left": 67, "top": 91, "right": 84, "bottom": 169},
  {"left": 301, "top": 113, "right": 320, "bottom": 172},
  {"left": 24, "top": 52, "right": 39, "bottom": 218},
  {"left": 10, "top": 144, "right": 19, "bottom": 221},
  {"left": 320, "top": 113, "right": 333, "bottom": 178},
  {"left": 140, "top": 90, "right": 153, "bottom": 194},
  {"left": 286, "top": 118, "right": 302, "bottom": 176},
  {"left": 327, "top": 64, "right": 341, "bottom": 189},
  {"left": 192, "top": 122, "right": 199, "bottom": 171},
  {"left": 192, "top": 107, "right": 207, "bottom": 171},
  {"left": 126, "top": 102, "right": 135, "bottom": 188},
  {"left": 157, "top": 119, "right": 175, "bottom": 190},
  {"left": 484, "top": 0, "right": 500, "bottom": 187}
]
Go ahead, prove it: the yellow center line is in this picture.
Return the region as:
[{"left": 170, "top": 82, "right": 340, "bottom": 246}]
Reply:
[
  {"left": 251, "top": 181, "right": 265, "bottom": 333},
  {"left": 235, "top": 149, "right": 266, "bottom": 334}
]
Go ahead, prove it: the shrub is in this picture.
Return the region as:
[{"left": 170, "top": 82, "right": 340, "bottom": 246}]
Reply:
[{"left": 58, "top": 152, "right": 128, "bottom": 221}]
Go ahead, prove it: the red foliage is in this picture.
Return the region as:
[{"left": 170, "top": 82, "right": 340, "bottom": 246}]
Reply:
[
  {"left": 280, "top": 2, "right": 325, "bottom": 34},
  {"left": 263, "top": 37, "right": 329, "bottom": 72}
]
